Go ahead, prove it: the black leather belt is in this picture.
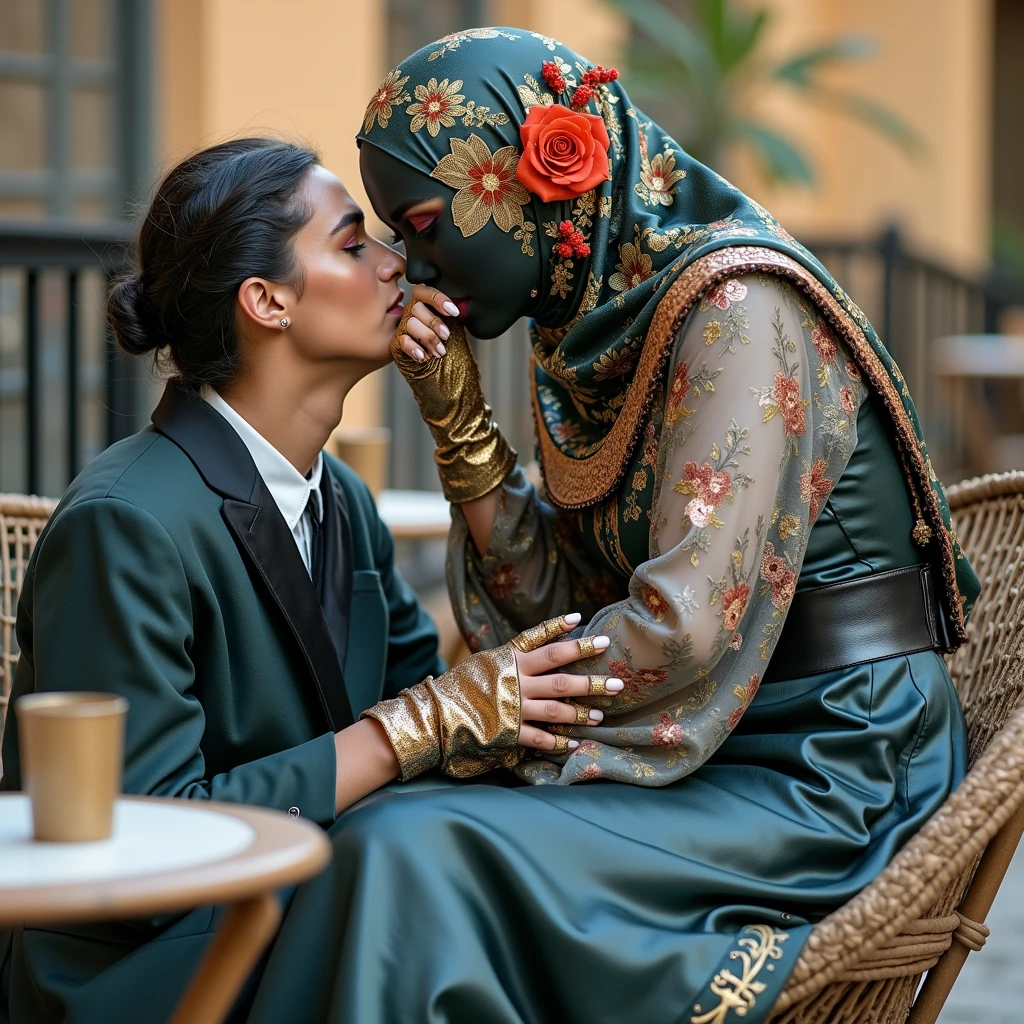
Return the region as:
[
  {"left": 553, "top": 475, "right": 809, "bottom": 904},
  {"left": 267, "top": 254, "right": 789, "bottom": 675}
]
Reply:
[{"left": 763, "top": 564, "right": 952, "bottom": 683}]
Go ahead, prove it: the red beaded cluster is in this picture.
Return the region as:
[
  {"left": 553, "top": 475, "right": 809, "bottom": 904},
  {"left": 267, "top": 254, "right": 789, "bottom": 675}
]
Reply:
[
  {"left": 553, "top": 220, "right": 590, "bottom": 260},
  {"left": 540, "top": 61, "right": 619, "bottom": 110}
]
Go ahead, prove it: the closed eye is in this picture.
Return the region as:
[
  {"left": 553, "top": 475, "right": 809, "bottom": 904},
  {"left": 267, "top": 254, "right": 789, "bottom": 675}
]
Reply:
[{"left": 409, "top": 213, "right": 438, "bottom": 238}]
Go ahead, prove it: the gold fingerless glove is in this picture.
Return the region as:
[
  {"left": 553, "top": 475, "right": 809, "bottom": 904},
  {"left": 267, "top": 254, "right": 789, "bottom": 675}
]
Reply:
[
  {"left": 362, "top": 616, "right": 572, "bottom": 781},
  {"left": 391, "top": 306, "right": 517, "bottom": 504},
  {"left": 362, "top": 642, "right": 523, "bottom": 781}
]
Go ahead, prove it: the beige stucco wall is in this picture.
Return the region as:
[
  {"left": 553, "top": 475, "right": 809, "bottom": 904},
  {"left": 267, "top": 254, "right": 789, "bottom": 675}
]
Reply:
[
  {"left": 732, "top": 0, "right": 993, "bottom": 274},
  {"left": 155, "top": 0, "right": 625, "bottom": 428},
  {"left": 155, "top": 0, "right": 991, "bottom": 428},
  {"left": 156, "top": 0, "right": 387, "bottom": 426}
]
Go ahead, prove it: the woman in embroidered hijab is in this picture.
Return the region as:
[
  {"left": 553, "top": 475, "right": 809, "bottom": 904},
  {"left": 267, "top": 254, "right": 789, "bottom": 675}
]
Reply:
[{"left": 258, "top": 28, "right": 979, "bottom": 1024}]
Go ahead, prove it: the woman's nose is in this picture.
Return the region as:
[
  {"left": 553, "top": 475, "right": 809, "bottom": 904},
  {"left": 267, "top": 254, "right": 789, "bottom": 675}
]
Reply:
[{"left": 403, "top": 247, "right": 439, "bottom": 286}]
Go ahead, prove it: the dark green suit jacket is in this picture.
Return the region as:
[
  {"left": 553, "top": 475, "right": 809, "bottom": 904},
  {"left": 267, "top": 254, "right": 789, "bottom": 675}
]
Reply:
[{"left": 0, "top": 383, "right": 442, "bottom": 1022}]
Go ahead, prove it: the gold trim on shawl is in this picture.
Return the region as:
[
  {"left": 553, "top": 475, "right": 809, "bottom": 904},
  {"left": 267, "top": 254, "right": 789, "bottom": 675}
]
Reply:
[{"left": 531, "top": 244, "right": 965, "bottom": 641}]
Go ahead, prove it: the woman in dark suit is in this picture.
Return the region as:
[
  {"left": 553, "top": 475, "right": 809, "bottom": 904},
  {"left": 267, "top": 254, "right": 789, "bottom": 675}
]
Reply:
[{"left": 0, "top": 138, "right": 609, "bottom": 1023}]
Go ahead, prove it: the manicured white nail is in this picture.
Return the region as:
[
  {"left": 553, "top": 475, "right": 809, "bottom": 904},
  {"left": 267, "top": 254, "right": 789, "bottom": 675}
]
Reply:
[
  {"left": 606, "top": 677, "right": 624, "bottom": 692},
  {"left": 443, "top": 301, "right": 460, "bottom": 316},
  {"left": 567, "top": 740, "right": 580, "bottom": 749},
  {"left": 413, "top": 347, "right": 425, "bottom": 361},
  {"left": 588, "top": 709, "right": 604, "bottom": 723},
  {"left": 592, "top": 636, "right": 610, "bottom": 650},
  {"left": 436, "top": 342, "right": 446, "bottom": 356},
  {"left": 564, "top": 612, "right": 582, "bottom": 625},
  {"left": 437, "top": 324, "right": 450, "bottom": 340}
]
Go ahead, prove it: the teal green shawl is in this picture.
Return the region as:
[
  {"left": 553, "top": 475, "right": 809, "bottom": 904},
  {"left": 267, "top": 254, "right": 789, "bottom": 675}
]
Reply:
[{"left": 357, "top": 27, "right": 978, "bottom": 641}]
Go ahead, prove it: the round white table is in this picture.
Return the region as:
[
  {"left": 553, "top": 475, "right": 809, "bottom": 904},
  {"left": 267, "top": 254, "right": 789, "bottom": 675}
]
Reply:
[{"left": 0, "top": 794, "right": 331, "bottom": 1024}]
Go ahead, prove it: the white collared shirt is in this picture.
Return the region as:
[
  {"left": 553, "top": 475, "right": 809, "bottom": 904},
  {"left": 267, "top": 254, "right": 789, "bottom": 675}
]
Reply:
[{"left": 202, "top": 387, "right": 323, "bottom": 577}]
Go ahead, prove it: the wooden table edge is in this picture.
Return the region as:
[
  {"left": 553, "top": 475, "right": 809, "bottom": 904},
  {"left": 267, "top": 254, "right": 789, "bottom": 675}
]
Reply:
[{"left": 0, "top": 796, "right": 332, "bottom": 925}]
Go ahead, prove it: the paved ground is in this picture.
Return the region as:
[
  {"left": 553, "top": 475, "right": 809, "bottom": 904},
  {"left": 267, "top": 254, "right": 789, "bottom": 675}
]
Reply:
[{"left": 938, "top": 841, "right": 1024, "bottom": 1022}]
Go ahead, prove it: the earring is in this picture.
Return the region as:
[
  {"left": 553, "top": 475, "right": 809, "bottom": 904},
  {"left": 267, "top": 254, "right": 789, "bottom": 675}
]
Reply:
[{"left": 279, "top": 318, "right": 290, "bottom": 329}]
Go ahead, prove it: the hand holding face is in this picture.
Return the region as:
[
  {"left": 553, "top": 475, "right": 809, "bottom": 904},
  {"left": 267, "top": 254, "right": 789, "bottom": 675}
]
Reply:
[{"left": 395, "top": 284, "right": 460, "bottom": 361}]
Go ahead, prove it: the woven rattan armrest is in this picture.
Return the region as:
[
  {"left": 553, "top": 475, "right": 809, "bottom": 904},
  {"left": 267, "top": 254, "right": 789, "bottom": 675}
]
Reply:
[{"left": 772, "top": 703, "right": 1024, "bottom": 1012}]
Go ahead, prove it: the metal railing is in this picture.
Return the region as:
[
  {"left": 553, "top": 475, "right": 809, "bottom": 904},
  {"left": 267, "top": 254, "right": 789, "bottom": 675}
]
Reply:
[
  {"left": 1, "top": 221, "right": 1019, "bottom": 499},
  {"left": 803, "top": 226, "right": 1022, "bottom": 479},
  {"left": 0, "top": 219, "right": 143, "bottom": 497}
]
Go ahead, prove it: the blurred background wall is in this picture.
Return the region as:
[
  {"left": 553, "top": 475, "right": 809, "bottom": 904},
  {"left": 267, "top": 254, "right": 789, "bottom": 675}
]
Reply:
[{"left": 1, "top": 0, "right": 1022, "bottom": 500}]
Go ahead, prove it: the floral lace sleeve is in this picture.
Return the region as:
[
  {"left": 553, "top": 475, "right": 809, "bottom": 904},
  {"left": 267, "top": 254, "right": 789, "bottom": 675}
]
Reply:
[
  {"left": 446, "top": 464, "right": 617, "bottom": 655},
  {"left": 450, "top": 272, "right": 866, "bottom": 784}
]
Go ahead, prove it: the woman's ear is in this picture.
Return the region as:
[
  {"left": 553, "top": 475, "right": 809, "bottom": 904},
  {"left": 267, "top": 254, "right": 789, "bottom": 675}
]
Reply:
[{"left": 237, "top": 277, "right": 295, "bottom": 332}]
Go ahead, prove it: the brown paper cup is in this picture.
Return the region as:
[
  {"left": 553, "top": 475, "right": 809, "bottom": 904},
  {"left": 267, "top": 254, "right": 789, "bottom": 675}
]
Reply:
[{"left": 16, "top": 692, "right": 128, "bottom": 842}]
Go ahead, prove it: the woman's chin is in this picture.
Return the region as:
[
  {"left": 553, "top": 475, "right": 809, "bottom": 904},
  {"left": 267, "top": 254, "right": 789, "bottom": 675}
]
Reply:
[{"left": 464, "top": 308, "right": 517, "bottom": 340}]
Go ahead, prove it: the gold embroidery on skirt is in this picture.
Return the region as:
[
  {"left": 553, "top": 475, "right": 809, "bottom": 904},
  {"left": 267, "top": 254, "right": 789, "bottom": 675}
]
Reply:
[{"left": 690, "top": 924, "right": 788, "bottom": 1024}]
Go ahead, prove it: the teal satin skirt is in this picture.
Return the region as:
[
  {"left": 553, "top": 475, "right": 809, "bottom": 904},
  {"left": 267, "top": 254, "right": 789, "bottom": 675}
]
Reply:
[{"left": 245, "top": 650, "right": 966, "bottom": 1024}]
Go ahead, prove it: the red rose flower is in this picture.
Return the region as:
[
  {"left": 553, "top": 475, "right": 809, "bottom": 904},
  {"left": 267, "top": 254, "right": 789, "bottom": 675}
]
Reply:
[
  {"left": 840, "top": 385, "right": 856, "bottom": 415},
  {"left": 652, "top": 713, "right": 684, "bottom": 748},
  {"left": 579, "top": 763, "right": 603, "bottom": 780},
  {"left": 516, "top": 103, "right": 611, "bottom": 202},
  {"left": 721, "top": 581, "right": 751, "bottom": 632}
]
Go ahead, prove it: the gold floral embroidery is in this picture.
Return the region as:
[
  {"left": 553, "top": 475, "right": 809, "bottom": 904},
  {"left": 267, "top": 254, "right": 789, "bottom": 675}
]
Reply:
[
  {"left": 461, "top": 100, "right": 510, "bottom": 129},
  {"left": 690, "top": 925, "right": 788, "bottom": 1024},
  {"left": 363, "top": 68, "right": 410, "bottom": 133},
  {"left": 406, "top": 77, "right": 467, "bottom": 136},
  {"left": 530, "top": 31, "right": 559, "bottom": 51},
  {"left": 518, "top": 71, "right": 556, "bottom": 109},
  {"left": 427, "top": 28, "right": 519, "bottom": 62},
  {"left": 609, "top": 229, "right": 654, "bottom": 292},
  {"left": 635, "top": 131, "right": 686, "bottom": 207},
  {"left": 429, "top": 134, "right": 534, "bottom": 254}
]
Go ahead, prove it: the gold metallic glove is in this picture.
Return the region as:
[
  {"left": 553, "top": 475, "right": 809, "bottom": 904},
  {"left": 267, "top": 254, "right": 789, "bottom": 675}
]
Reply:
[
  {"left": 362, "top": 642, "right": 522, "bottom": 780},
  {"left": 391, "top": 305, "right": 517, "bottom": 504}
]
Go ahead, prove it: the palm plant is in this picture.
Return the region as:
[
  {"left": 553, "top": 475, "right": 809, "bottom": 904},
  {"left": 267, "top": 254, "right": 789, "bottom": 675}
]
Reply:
[{"left": 605, "top": 0, "right": 922, "bottom": 185}]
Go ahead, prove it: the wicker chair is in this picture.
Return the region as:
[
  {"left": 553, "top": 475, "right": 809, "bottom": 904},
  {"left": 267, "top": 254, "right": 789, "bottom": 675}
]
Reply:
[
  {"left": 0, "top": 494, "right": 58, "bottom": 742},
  {"left": 768, "top": 470, "right": 1024, "bottom": 1024},
  {"left": 2, "top": 477, "right": 1024, "bottom": 1021}
]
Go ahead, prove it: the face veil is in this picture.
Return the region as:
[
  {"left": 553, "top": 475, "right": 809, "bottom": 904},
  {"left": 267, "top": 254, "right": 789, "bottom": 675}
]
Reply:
[{"left": 357, "top": 26, "right": 979, "bottom": 640}]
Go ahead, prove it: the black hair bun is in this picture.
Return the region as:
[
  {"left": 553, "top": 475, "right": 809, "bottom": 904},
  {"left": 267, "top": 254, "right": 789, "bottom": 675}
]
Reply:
[{"left": 107, "top": 275, "right": 168, "bottom": 356}]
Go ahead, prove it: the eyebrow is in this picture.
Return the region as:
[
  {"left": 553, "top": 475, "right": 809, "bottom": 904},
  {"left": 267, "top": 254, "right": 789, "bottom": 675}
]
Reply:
[
  {"left": 328, "top": 210, "right": 364, "bottom": 237},
  {"left": 389, "top": 197, "right": 441, "bottom": 224}
]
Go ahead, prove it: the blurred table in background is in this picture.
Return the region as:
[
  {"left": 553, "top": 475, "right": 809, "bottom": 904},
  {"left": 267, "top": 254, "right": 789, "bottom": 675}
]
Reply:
[
  {"left": 377, "top": 488, "right": 451, "bottom": 540},
  {"left": 933, "top": 335, "right": 1024, "bottom": 475}
]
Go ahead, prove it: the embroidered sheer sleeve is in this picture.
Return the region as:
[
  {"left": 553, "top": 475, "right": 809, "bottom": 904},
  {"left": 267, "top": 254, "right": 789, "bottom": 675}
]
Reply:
[
  {"left": 528, "top": 273, "right": 868, "bottom": 783},
  {"left": 452, "top": 272, "right": 867, "bottom": 785},
  {"left": 446, "top": 465, "right": 615, "bottom": 654}
]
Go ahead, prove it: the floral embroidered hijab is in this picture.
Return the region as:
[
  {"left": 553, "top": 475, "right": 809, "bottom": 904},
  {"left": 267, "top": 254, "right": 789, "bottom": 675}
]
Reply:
[{"left": 357, "top": 27, "right": 979, "bottom": 639}]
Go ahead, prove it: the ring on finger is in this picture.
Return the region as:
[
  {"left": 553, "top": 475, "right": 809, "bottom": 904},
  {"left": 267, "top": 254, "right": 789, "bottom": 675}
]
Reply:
[
  {"left": 429, "top": 315, "right": 442, "bottom": 330},
  {"left": 588, "top": 675, "right": 608, "bottom": 695},
  {"left": 432, "top": 289, "right": 441, "bottom": 306},
  {"left": 572, "top": 704, "right": 591, "bottom": 726},
  {"left": 551, "top": 734, "right": 570, "bottom": 754},
  {"left": 577, "top": 636, "right": 599, "bottom": 658}
]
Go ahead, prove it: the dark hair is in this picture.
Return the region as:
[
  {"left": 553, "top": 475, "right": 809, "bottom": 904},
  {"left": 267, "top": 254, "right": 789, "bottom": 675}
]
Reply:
[{"left": 108, "top": 137, "right": 320, "bottom": 391}]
